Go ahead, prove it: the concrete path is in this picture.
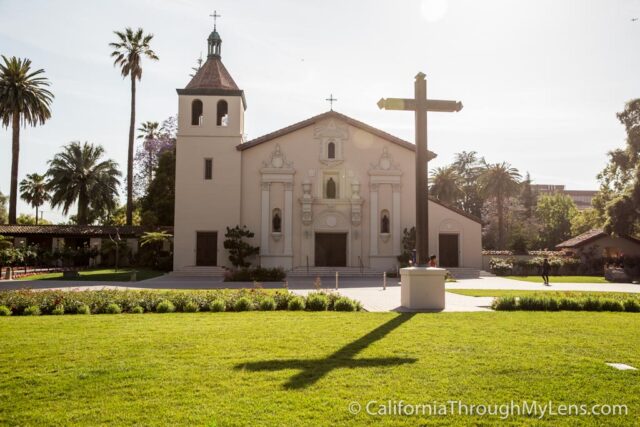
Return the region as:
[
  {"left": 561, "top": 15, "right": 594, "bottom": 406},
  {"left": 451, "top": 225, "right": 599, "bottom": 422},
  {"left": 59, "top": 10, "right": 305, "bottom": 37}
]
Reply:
[{"left": 2, "top": 274, "right": 638, "bottom": 313}]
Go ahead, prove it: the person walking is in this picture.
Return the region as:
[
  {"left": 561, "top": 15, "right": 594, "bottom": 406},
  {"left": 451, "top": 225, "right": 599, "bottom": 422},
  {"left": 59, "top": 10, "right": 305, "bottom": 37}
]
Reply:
[
  {"left": 428, "top": 255, "right": 437, "bottom": 268},
  {"left": 542, "top": 258, "right": 551, "bottom": 286}
]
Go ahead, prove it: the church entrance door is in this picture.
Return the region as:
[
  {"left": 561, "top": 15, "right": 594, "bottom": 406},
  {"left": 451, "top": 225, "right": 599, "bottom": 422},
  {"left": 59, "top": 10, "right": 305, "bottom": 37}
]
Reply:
[
  {"left": 439, "top": 233, "right": 459, "bottom": 268},
  {"left": 315, "top": 233, "right": 347, "bottom": 267},
  {"left": 196, "top": 231, "right": 218, "bottom": 266}
]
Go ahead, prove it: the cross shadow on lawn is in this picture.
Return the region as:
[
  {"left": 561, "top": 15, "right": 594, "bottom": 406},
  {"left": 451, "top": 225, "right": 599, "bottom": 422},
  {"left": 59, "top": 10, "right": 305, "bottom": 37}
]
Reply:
[{"left": 234, "top": 313, "right": 417, "bottom": 390}]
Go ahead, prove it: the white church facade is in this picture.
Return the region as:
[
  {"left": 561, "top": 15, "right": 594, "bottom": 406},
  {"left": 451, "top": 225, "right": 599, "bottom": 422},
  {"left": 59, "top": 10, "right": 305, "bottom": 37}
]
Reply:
[{"left": 173, "top": 27, "right": 482, "bottom": 274}]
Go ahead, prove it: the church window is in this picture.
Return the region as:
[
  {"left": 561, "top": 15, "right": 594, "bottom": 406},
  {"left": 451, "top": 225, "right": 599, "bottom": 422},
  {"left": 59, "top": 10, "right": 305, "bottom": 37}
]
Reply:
[
  {"left": 204, "top": 158, "right": 213, "bottom": 180},
  {"left": 328, "top": 141, "right": 336, "bottom": 159},
  {"left": 216, "top": 100, "right": 229, "bottom": 126},
  {"left": 191, "top": 99, "right": 204, "bottom": 126},
  {"left": 326, "top": 178, "right": 337, "bottom": 199},
  {"left": 272, "top": 209, "right": 282, "bottom": 233},
  {"left": 380, "top": 210, "right": 390, "bottom": 234}
]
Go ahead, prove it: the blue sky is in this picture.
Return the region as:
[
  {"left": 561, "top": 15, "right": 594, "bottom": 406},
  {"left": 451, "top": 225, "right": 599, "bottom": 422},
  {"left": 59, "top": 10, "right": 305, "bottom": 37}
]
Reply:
[{"left": 1, "top": 0, "right": 639, "bottom": 223}]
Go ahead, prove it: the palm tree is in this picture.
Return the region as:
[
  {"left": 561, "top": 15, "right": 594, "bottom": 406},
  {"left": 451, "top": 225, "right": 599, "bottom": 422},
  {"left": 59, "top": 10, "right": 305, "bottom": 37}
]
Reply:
[
  {"left": 137, "top": 121, "right": 159, "bottom": 141},
  {"left": 46, "top": 142, "right": 121, "bottom": 225},
  {"left": 0, "top": 56, "right": 53, "bottom": 224},
  {"left": 19, "top": 173, "right": 50, "bottom": 225},
  {"left": 109, "top": 28, "right": 159, "bottom": 226},
  {"left": 478, "top": 161, "right": 522, "bottom": 248},
  {"left": 429, "top": 166, "right": 464, "bottom": 206}
]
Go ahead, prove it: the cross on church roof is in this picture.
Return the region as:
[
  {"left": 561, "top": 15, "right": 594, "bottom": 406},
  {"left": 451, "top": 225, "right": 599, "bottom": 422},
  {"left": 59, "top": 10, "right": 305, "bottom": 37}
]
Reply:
[
  {"left": 210, "top": 10, "right": 221, "bottom": 29},
  {"left": 325, "top": 94, "right": 337, "bottom": 111}
]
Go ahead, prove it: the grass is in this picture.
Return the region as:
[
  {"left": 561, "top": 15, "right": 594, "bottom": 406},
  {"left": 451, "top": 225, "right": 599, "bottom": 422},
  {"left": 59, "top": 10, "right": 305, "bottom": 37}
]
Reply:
[
  {"left": 505, "top": 275, "right": 610, "bottom": 284},
  {"left": 15, "top": 268, "right": 164, "bottom": 282},
  {"left": 447, "top": 289, "right": 640, "bottom": 299},
  {"left": 0, "top": 312, "right": 638, "bottom": 426}
]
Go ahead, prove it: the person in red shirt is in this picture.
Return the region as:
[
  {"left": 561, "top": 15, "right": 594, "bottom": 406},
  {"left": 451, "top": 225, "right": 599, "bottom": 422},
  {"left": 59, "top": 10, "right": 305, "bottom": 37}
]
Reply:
[{"left": 428, "top": 255, "right": 437, "bottom": 268}]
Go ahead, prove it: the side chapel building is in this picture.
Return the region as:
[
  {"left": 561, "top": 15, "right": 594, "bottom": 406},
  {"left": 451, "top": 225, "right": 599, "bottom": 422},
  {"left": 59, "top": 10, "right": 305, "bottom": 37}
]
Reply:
[{"left": 173, "top": 26, "right": 482, "bottom": 275}]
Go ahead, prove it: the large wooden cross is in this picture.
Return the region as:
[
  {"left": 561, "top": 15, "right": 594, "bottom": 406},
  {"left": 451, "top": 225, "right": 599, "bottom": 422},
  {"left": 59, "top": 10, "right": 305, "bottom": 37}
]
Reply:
[{"left": 378, "top": 72, "right": 463, "bottom": 266}]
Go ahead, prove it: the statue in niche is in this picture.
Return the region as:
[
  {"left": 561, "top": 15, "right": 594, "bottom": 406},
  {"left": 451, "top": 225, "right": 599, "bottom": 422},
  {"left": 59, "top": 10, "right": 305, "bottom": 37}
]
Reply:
[
  {"left": 381, "top": 213, "right": 390, "bottom": 234},
  {"left": 272, "top": 210, "right": 282, "bottom": 233},
  {"left": 326, "top": 178, "right": 337, "bottom": 199}
]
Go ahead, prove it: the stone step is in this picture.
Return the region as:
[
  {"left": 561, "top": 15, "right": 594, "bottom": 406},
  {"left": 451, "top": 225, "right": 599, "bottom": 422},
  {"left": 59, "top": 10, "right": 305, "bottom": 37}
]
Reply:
[{"left": 170, "top": 267, "right": 226, "bottom": 277}]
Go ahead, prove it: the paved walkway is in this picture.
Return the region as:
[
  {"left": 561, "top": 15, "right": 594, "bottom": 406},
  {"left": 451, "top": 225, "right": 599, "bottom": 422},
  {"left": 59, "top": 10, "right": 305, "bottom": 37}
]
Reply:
[{"left": 1, "top": 275, "right": 638, "bottom": 313}]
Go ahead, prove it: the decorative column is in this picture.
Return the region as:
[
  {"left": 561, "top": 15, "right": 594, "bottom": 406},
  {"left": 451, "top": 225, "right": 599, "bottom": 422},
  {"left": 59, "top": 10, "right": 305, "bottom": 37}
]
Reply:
[
  {"left": 392, "top": 184, "right": 401, "bottom": 255},
  {"left": 369, "top": 184, "right": 378, "bottom": 256},
  {"left": 260, "top": 182, "right": 270, "bottom": 255},
  {"left": 284, "top": 182, "right": 293, "bottom": 255}
]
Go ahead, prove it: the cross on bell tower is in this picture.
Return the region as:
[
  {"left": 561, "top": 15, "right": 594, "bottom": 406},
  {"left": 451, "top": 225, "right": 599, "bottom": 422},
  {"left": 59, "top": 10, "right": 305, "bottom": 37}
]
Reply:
[{"left": 207, "top": 11, "right": 223, "bottom": 58}]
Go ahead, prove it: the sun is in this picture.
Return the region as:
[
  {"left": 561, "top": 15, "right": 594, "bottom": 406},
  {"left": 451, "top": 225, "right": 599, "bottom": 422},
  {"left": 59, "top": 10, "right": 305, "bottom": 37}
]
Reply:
[{"left": 420, "top": 0, "right": 449, "bottom": 22}]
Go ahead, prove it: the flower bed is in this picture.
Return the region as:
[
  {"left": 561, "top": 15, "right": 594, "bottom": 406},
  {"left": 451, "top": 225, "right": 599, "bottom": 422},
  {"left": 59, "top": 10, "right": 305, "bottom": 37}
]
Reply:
[{"left": 0, "top": 289, "right": 362, "bottom": 316}]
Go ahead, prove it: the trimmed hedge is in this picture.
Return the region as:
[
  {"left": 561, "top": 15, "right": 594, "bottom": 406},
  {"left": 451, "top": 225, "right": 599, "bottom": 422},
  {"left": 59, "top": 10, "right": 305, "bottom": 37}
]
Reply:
[
  {"left": 492, "top": 295, "right": 640, "bottom": 312},
  {"left": 0, "top": 289, "right": 362, "bottom": 315}
]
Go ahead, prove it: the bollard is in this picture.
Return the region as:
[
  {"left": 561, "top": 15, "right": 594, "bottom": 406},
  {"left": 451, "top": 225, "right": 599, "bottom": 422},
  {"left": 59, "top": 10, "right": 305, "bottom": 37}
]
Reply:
[
  {"left": 130, "top": 271, "right": 137, "bottom": 282},
  {"left": 335, "top": 271, "right": 339, "bottom": 290},
  {"left": 383, "top": 271, "right": 387, "bottom": 290}
]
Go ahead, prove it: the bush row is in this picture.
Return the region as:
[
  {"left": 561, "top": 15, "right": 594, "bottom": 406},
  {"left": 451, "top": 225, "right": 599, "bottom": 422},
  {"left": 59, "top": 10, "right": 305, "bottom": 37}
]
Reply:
[
  {"left": 223, "top": 267, "right": 287, "bottom": 282},
  {"left": 492, "top": 295, "right": 640, "bottom": 312},
  {"left": 489, "top": 256, "right": 583, "bottom": 276},
  {"left": 0, "top": 289, "right": 362, "bottom": 316}
]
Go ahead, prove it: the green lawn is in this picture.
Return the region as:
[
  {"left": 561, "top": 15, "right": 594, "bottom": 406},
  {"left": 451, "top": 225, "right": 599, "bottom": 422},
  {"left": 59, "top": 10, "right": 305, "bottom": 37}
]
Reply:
[
  {"left": 505, "top": 275, "right": 610, "bottom": 284},
  {"left": 16, "top": 268, "right": 164, "bottom": 282},
  {"left": 447, "top": 289, "right": 640, "bottom": 299},
  {"left": 1, "top": 312, "right": 638, "bottom": 426}
]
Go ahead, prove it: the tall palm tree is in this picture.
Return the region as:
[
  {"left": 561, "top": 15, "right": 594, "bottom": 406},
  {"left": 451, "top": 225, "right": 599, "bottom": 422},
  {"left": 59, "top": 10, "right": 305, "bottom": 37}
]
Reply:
[
  {"left": 46, "top": 142, "right": 121, "bottom": 225},
  {"left": 429, "top": 166, "right": 464, "bottom": 206},
  {"left": 19, "top": 173, "right": 50, "bottom": 225},
  {"left": 109, "top": 28, "right": 159, "bottom": 226},
  {"left": 478, "top": 161, "right": 522, "bottom": 248},
  {"left": 0, "top": 56, "right": 53, "bottom": 224}
]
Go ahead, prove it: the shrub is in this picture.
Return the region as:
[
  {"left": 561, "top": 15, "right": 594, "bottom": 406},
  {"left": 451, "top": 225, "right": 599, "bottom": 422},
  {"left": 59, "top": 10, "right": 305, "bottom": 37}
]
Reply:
[
  {"left": 105, "top": 303, "right": 122, "bottom": 314},
  {"left": 582, "top": 298, "right": 602, "bottom": 312},
  {"left": 23, "top": 305, "right": 41, "bottom": 316},
  {"left": 558, "top": 298, "right": 582, "bottom": 311},
  {"left": 131, "top": 305, "right": 145, "bottom": 314},
  {"left": 518, "top": 297, "right": 546, "bottom": 311},
  {"left": 305, "top": 293, "right": 329, "bottom": 311},
  {"left": 492, "top": 297, "right": 517, "bottom": 311},
  {"left": 287, "top": 296, "right": 305, "bottom": 311},
  {"left": 183, "top": 301, "right": 199, "bottom": 313},
  {"left": 234, "top": 297, "right": 253, "bottom": 312},
  {"left": 258, "top": 297, "right": 276, "bottom": 311},
  {"left": 224, "top": 267, "right": 286, "bottom": 282},
  {"left": 76, "top": 304, "right": 91, "bottom": 315},
  {"left": 624, "top": 299, "right": 640, "bottom": 312},
  {"left": 209, "top": 299, "right": 226, "bottom": 312},
  {"left": 601, "top": 299, "right": 624, "bottom": 312},
  {"left": 52, "top": 304, "right": 65, "bottom": 315},
  {"left": 156, "top": 300, "right": 175, "bottom": 313},
  {"left": 334, "top": 297, "right": 357, "bottom": 312},
  {"left": 0, "top": 305, "right": 11, "bottom": 316},
  {"left": 489, "top": 258, "right": 513, "bottom": 276}
]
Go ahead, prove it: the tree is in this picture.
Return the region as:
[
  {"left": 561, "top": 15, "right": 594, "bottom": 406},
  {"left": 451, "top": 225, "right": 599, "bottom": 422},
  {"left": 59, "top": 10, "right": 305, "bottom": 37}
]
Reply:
[
  {"left": 478, "top": 161, "right": 521, "bottom": 249},
  {"left": 0, "top": 56, "right": 53, "bottom": 224},
  {"left": 110, "top": 28, "right": 159, "bottom": 226},
  {"left": 134, "top": 116, "right": 175, "bottom": 197},
  {"left": 0, "top": 191, "right": 7, "bottom": 224},
  {"left": 17, "top": 214, "right": 51, "bottom": 225},
  {"left": 571, "top": 208, "right": 602, "bottom": 236},
  {"left": 19, "top": 173, "right": 49, "bottom": 224},
  {"left": 520, "top": 172, "right": 536, "bottom": 220},
  {"left": 140, "top": 149, "right": 175, "bottom": 227},
  {"left": 223, "top": 225, "right": 260, "bottom": 268},
  {"left": 452, "top": 151, "right": 483, "bottom": 217},
  {"left": 536, "top": 193, "right": 577, "bottom": 249},
  {"left": 46, "top": 142, "right": 121, "bottom": 225},
  {"left": 595, "top": 99, "right": 640, "bottom": 236},
  {"left": 397, "top": 226, "right": 416, "bottom": 266},
  {"left": 429, "top": 166, "right": 463, "bottom": 206}
]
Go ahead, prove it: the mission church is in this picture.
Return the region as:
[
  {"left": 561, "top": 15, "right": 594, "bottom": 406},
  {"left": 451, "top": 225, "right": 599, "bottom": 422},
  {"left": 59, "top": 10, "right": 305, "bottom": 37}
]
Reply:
[{"left": 173, "top": 25, "right": 482, "bottom": 275}]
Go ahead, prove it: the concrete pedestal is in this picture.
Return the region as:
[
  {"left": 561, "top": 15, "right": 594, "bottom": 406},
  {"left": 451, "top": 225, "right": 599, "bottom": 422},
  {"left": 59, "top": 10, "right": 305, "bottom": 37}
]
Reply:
[{"left": 400, "top": 267, "right": 446, "bottom": 311}]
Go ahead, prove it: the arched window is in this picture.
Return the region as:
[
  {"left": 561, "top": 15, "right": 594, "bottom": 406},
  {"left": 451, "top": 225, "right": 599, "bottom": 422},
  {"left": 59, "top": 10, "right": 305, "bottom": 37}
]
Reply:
[
  {"left": 381, "top": 211, "right": 390, "bottom": 234},
  {"left": 326, "top": 178, "right": 337, "bottom": 199},
  {"left": 191, "top": 99, "right": 203, "bottom": 126},
  {"left": 216, "top": 100, "right": 228, "bottom": 126},
  {"left": 328, "top": 141, "right": 336, "bottom": 159},
  {"left": 272, "top": 209, "right": 282, "bottom": 233}
]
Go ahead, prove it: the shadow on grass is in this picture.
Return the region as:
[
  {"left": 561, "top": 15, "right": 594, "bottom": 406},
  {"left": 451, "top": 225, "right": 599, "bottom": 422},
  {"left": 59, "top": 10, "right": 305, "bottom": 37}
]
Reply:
[{"left": 235, "top": 313, "right": 417, "bottom": 389}]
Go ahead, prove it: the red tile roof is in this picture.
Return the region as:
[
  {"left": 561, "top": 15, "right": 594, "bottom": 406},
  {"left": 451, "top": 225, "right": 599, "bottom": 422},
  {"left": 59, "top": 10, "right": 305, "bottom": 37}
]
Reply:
[
  {"left": 556, "top": 228, "right": 640, "bottom": 249},
  {"left": 185, "top": 56, "right": 239, "bottom": 91},
  {"left": 0, "top": 225, "right": 144, "bottom": 237},
  {"left": 237, "top": 110, "right": 436, "bottom": 160}
]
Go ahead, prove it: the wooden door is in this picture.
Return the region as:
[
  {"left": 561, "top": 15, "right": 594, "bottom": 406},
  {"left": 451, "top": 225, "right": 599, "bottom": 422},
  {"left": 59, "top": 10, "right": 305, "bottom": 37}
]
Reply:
[
  {"left": 439, "top": 233, "right": 459, "bottom": 268},
  {"left": 315, "top": 233, "right": 347, "bottom": 267},
  {"left": 196, "top": 232, "right": 218, "bottom": 266}
]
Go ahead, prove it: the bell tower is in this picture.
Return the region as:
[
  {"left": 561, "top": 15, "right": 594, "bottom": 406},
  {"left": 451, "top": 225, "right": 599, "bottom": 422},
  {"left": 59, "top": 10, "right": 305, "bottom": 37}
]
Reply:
[{"left": 173, "top": 18, "right": 246, "bottom": 272}]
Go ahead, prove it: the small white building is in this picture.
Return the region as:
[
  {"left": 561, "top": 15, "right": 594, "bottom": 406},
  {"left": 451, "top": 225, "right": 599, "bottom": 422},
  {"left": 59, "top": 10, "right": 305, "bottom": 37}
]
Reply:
[{"left": 172, "top": 26, "right": 482, "bottom": 274}]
